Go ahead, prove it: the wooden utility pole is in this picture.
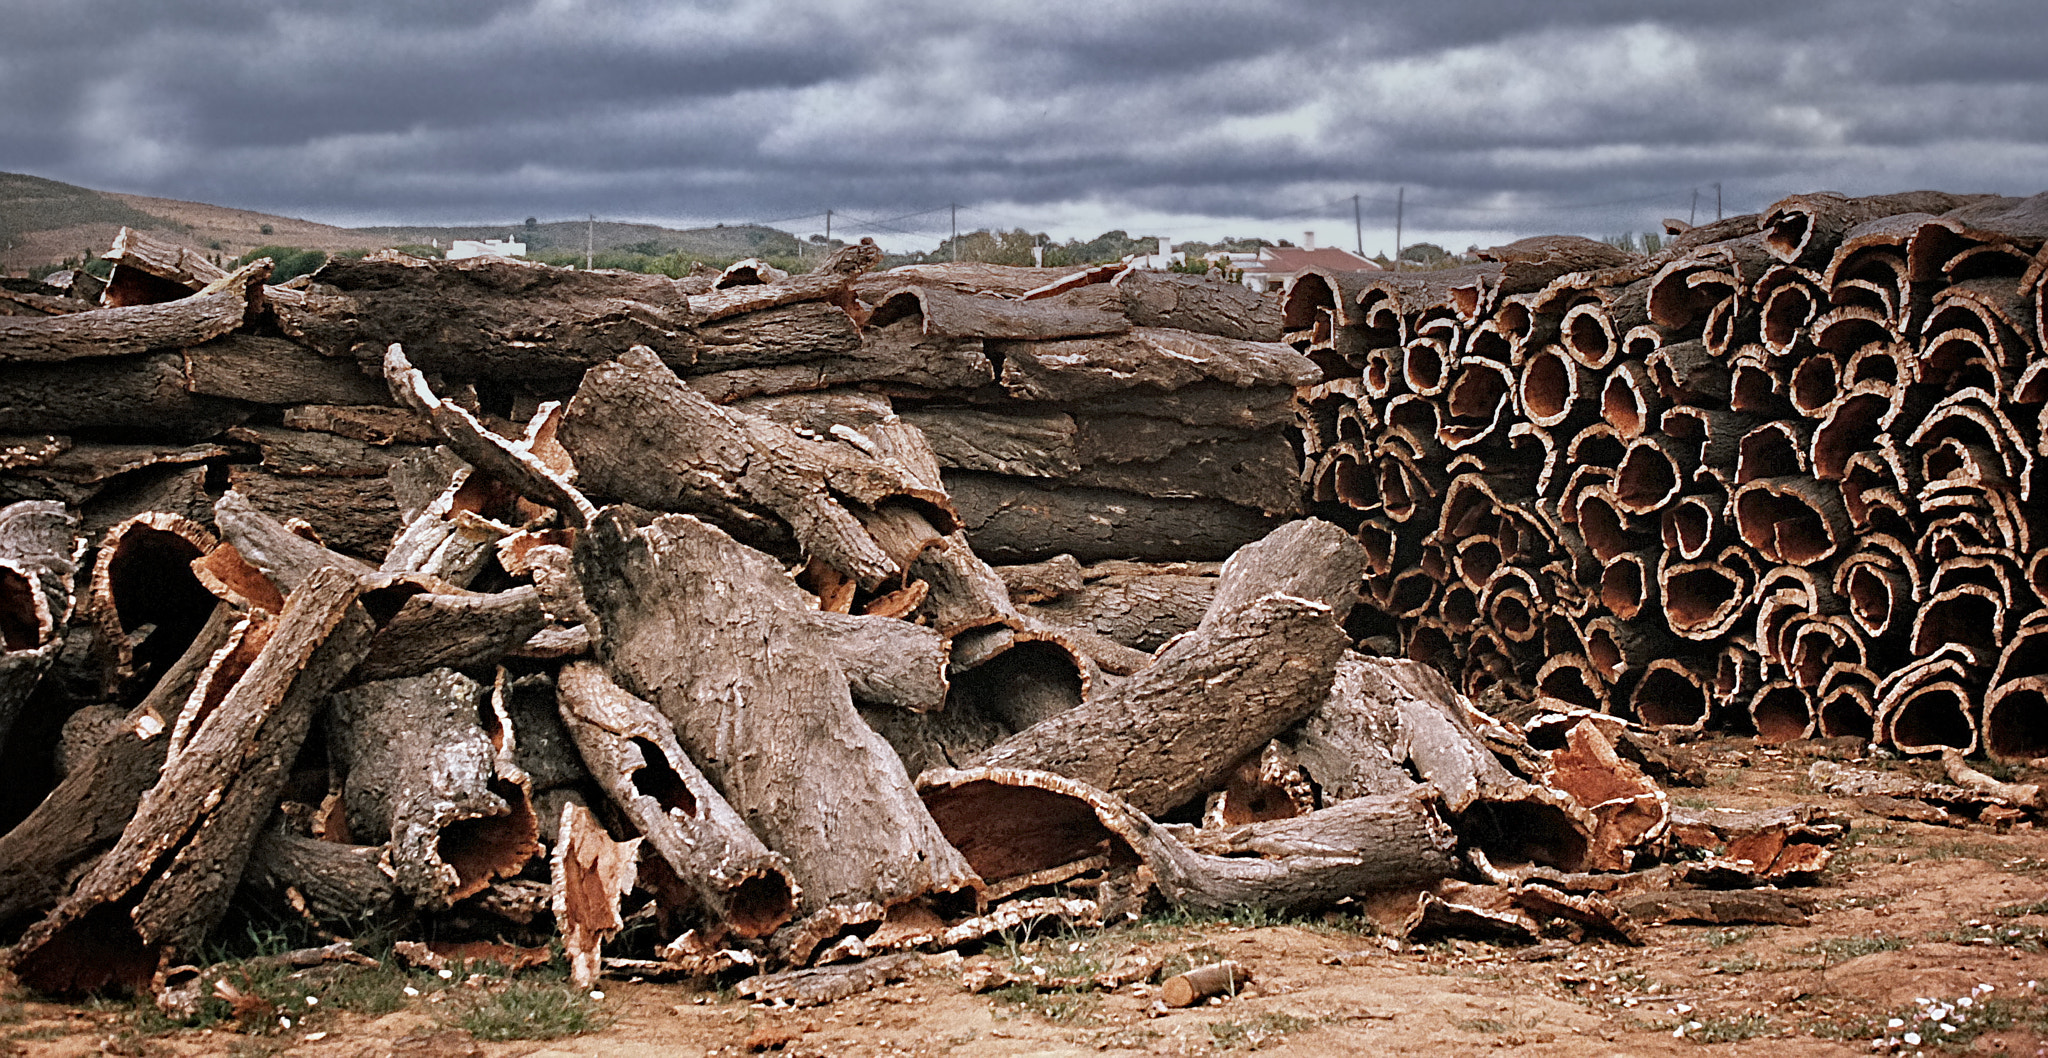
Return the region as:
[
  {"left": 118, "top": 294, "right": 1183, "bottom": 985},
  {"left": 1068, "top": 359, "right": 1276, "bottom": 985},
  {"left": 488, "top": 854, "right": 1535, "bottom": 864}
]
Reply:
[
  {"left": 1690, "top": 189, "right": 1698, "bottom": 227},
  {"left": 950, "top": 204, "right": 958, "bottom": 262},
  {"left": 1715, "top": 182, "right": 1723, "bottom": 222},
  {"left": 825, "top": 210, "right": 833, "bottom": 243},
  {"left": 586, "top": 214, "right": 594, "bottom": 270},
  {"left": 1353, "top": 194, "right": 1363, "bottom": 256},
  {"left": 1393, "top": 187, "right": 1404, "bottom": 272}
]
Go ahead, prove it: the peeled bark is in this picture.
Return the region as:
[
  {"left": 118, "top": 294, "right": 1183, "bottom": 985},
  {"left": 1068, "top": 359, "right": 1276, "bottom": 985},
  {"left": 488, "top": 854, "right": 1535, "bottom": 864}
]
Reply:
[
  {"left": 183, "top": 334, "right": 389, "bottom": 406},
  {"left": 575, "top": 508, "right": 977, "bottom": 913},
  {"left": 4, "top": 566, "right": 373, "bottom": 994},
  {"left": 555, "top": 661, "right": 798, "bottom": 938},
  {"left": 0, "top": 270, "right": 257, "bottom": 363},
  {"left": 945, "top": 472, "right": 1278, "bottom": 564},
  {"left": 551, "top": 802, "right": 639, "bottom": 991},
  {"left": 326, "top": 668, "right": 543, "bottom": 909}
]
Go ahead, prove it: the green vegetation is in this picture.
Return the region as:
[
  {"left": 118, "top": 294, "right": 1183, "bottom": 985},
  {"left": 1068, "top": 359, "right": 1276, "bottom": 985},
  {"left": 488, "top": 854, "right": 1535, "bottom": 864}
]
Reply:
[
  {"left": 0, "top": 171, "right": 175, "bottom": 246},
  {"left": 1209, "top": 1011, "right": 1322, "bottom": 1049},
  {"left": 1602, "top": 231, "right": 1665, "bottom": 255},
  {"left": 1793, "top": 933, "right": 1909, "bottom": 961},
  {"left": 442, "top": 980, "right": 613, "bottom": 1041},
  {"left": 233, "top": 245, "right": 328, "bottom": 283}
]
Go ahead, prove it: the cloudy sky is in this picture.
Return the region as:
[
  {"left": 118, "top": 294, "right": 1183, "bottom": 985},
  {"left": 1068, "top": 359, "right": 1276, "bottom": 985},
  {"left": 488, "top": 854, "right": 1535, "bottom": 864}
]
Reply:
[{"left": 5, "top": 0, "right": 2046, "bottom": 254}]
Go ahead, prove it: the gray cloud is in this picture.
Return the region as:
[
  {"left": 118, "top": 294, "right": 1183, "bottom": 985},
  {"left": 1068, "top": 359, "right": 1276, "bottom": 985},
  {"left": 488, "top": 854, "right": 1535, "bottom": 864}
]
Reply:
[{"left": 5, "top": 0, "right": 2045, "bottom": 249}]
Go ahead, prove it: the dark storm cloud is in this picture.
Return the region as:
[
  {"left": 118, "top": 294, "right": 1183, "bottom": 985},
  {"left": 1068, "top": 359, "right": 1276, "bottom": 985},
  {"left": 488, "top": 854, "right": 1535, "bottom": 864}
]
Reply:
[{"left": 5, "top": 0, "right": 2046, "bottom": 246}]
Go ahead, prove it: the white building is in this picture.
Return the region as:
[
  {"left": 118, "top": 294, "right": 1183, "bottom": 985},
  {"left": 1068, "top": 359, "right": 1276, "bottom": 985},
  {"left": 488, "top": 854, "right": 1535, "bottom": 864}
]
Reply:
[{"left": 446, "top": 237, "right": 527, "bottom": 261}]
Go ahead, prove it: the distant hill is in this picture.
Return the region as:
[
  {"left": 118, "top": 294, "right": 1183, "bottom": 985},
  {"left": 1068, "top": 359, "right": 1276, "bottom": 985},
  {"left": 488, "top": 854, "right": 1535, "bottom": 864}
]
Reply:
[{"left": 1, "top": 170, "right": 811, "bottom": 274}]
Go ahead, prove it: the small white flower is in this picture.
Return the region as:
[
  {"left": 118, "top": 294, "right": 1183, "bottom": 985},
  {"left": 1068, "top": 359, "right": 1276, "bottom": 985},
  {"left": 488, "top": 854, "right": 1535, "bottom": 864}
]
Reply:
[
  {"left": 403, "top": 986, "right": 420, "bottom": 996},
  {"left": 1958, "top": 996, "right": 1974, "bottom": 1008},
  {"left": 304, "top": 995, "right": 319, "bottom": 1006},
  {"left": 304, "top": 1032, "right": 327, "bottom": 1041},
  {"left": 1675, "top": 1003, "right": 1692, "bottom": 1013},
  {"left": 1688, "top": 1021, "right": 1702, "bottom": 1030},
  {"left": 1904, "top": 1031, "right": 1921, "bottom": 1045},
  {"left": 438, "top": 969, "right": 454, "bottom": 979},
  {"left": 1888, "top": 1018, "right": 1905, "bottom": 1028},
  {"left": 590, "top": 990, "right": 606, "bottom": 1000},
  {"left": 280, "top": 1017, "right": 293, "bottom": 1029},
  {"left": 1942, "top": 1023, "right": 1958, "bottom": 1032}
]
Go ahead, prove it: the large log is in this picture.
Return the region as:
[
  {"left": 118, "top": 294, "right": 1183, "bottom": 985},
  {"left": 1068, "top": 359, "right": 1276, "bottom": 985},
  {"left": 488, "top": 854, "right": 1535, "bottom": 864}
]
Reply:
[
  {"left": 0, "top": 353, "right": 254, "bottom": 438},
  {"left": 4, "top": 566, "right": 373, "bottom": 994},
  {"left": 944, "top": 471, "right": 1278, "bottom": 564},
  {"left": 326, "top": 669, "right": 543, "bottom": 909},
  {"left": 0, "top": 263, "right": 261, "bottom": 364},
  {"left": 560, "top": 346, "right": 955, "bottom": 589},
  {"left": 968, "top": 520, "right": 1360, "bottom": 815},
  {"left": 574, "top": 508, "right": 978, "bottom": 913},
  {"left": 555, "top": 662, "right": 798, "bottom": 938},
  {"left": 99, "top": 227, "right": 230, "bottom": 307}
]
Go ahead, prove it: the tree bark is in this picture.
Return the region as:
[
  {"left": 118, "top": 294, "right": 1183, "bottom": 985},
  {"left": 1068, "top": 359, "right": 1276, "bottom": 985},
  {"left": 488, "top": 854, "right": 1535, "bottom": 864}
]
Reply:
[
  {"left": 326, "top": 668, "right": 543, "bottom": 909},
  {"left": 969, "top": 520, "right": 1362, "bottom": 815},
  {"left": 0, "top": 278, "right": 253, "bottom": 363},
  {"left": 0, "top": 353, "right": 254, "bottom": 438},
  {"left": 555, "top": 662, "right": 798, "bottom": 938},
  {"left": 945, "top": 472, "right": 1279, "bottom": 564},
  {"left": 99, "top": 227, "right": 230, "bottom": 306},
  {"left": 4, "top": 566, "right": 373, "bottom": 995},
  {"left": 239, "top": 826, "right": 400, "bottom": 930},
  {"left": 575, "top": 508, "right": 979, "bottom": 913},
  {"left": 183, "top": 334, "right": 390, "bottom": 406},
  {"left": 992, "top": 328, "right": 1317, "bottom": 402}
]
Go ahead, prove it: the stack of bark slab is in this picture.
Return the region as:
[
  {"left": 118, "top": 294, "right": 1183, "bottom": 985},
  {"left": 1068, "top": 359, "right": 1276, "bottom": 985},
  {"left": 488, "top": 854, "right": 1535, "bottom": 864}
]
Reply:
[
  {"left": 0, "top": 232, "right": 1694, "bottom": 1003},
  {"left": 1290, "top": 190, "right": 2048, "bottom": 761}
]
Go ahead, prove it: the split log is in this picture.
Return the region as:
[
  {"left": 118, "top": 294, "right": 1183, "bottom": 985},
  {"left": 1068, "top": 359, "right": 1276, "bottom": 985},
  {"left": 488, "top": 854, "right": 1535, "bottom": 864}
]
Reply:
[
  {"left": 555, "top": 661, "right": 797, "bottom": 938},
  {"left": 575, "top": 508, "right": 977, "bottom": 912},
  {"left": 326, "top": 669, "right": 542, "bottom": 909},
  {"left": 1763, "top": 191, "right": 1996, "bottom": 267},
  {"left": 99, "top": 227, "right": 230, "bottom": 306},
  {"left": 0, "top": 500, "right": 80, "bottom": 754},
  {"left": 560, "top": 346, "right": 955, "bottom": 589},
  {"left": 4, "top": 566, "right": 373, "bottom": 994},
  {"left": 991, "top": 328, "right": 1317, "bottom": 403},
  {"left": 86, "top": 511, "right": 221, "bottom": 697},
  {"left": 182, "top": 334, "right": 389, "bottom": 406},
  {"left": 239, "top": 826, "right": 400, "bottom": 929},
  {"left": 920, "top": 767, "right": 1457, "bottom": 914},
  {"left": 1109, "top": 269, "right": 1284, "bottom": 341},
  {"left": 1022, "top": 562, "right": 1216, "bottom": 652},
  {"left": 384, "top": 344, "right": 596, "bottom": 526},
  {"left": 0, "top": 263, "right": 261, "bottom": 364},
  {"left": 0, "top": 353, "right": 254, "bottom": 438},
  {"left": 968, "top": 520, "right": 1361, "bottom": 815},
  {"left": 944, "top": 472, "right": 1278, "bottom": 564}
]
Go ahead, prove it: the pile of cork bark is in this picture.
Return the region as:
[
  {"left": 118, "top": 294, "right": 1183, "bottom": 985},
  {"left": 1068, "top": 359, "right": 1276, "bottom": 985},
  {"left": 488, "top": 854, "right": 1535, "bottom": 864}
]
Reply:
[
  {"left": 1293, "top": 191, "right": 2048, "bottom": 761},
  {"left": 0, "top": 223, "right": 1870, "bottom": 1006}
]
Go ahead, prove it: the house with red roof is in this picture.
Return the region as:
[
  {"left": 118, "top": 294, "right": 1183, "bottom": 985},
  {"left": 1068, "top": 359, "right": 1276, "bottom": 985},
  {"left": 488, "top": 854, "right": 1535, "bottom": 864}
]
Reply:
[{"left": 1230, "top": 231, "right": 1379, "bottom": 292}]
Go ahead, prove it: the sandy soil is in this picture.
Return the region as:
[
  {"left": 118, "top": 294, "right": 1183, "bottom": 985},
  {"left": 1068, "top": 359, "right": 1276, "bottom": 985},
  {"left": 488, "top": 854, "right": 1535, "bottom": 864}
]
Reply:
[{"left": 7, "top": 738, "right": 2048, "bottom": 1057}]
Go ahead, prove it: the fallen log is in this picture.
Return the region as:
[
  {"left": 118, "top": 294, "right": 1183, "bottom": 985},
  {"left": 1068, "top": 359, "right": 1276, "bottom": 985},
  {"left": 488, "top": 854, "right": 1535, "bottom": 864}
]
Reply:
[
  {"left": 575, "top": 508, "right": 978, "bottom": 913},
  {"left": 4, "top": 566, "right": 373, "bottom": 994},
  {"left": 554, "top": 661, "right": 798, "bottom": 938},
  {"left": 0, "top": 262, "right": 262, "bottom": 364},
  {"left": 969, "top": 520, "right": 1361, "bottom": 815},
  {"left": 1161, "top": 962, "right": 1252, "bottom": 1007}
]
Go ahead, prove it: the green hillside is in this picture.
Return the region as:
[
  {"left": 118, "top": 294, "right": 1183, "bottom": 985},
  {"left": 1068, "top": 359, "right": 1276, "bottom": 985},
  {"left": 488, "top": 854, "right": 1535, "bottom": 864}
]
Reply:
[{"left": 0, "top": 171, "right": 174, "bottom": 244}]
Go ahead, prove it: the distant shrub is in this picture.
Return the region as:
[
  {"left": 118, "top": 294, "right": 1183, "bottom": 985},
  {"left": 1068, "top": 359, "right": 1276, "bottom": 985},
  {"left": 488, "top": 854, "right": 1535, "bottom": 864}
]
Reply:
[{"left": 234, "top": 244, "right": 327, "bottom": 282}]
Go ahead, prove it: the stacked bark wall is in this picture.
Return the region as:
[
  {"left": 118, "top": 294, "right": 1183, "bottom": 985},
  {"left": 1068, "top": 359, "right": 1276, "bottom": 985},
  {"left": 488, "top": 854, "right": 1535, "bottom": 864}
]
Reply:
[{"left": 1290, "top": 191, "right": 2048, "bottom": 760}]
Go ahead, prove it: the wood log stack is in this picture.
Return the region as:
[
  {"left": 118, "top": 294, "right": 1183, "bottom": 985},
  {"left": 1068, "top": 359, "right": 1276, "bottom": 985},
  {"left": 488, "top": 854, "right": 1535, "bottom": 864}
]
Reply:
[
  {"left": 1290, "top": 190, "right": 2048, "bottom": 761},
  {"left": 0, "top": 229, "right": 1709, "bottom": 1003}
]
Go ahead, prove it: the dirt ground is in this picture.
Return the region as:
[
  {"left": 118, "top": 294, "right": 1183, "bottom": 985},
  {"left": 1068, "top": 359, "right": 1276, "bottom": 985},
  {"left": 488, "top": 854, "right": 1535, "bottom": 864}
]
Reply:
[{"left": 9, "top": 737, "right": 2048, "bottom": 1058}]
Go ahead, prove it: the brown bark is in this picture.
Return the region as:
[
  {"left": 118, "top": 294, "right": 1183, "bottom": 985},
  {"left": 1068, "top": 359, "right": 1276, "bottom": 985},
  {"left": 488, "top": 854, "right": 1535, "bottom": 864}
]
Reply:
[
  {"left": 1161, "top": 962, "right": 1253, "bottom": 1007},
  {"left": 560, "top": 346, "right": 956, "bottom": 589},
  {"left": 0, "top": 271, "right": 258, "bottom": 363},
  {"left": 326, "top": 668, "right": 542, "bottom": 909},
  {"left": 575, "top": 508, "right": 978, "bottom": 913},
  {"left": 551, "top": 801, "right": 639, "bottom": 991},
  {"left": 354, "top": 586, "right": 549, "bottom": 682},
  {"left": 0, "top": 500, "right": 79, "bottom": 754},
  {"left": 4, "top": 566, "right": 373, "bottom": 994},
  {"left": 945, "top": 472, "right": 1278, "bottom": 564},
  {"left": 1022, "top": 563, "right": 1216, "bottom": 652},
  {"left": 0, "top": 353, "right": 254, "bottom": 438},
  {"left": 1108, "top": 270, "right": 1284, "bottom": 341},
  {"left": 555, "top": 661, "right": 798, "bottom": 937},
  {"left": 183, "top": 334, "right": 389, "bottom": 406},
  {"left": 99, "top": 227, "right": 230, "bottom": 307},
  {"left": 239, "top": 826, "right": 400, "bottom": 929},
  {"left": 969, "top": 520, "right": 1360, "bottom": 816},
  {"left": 225, "top": 468, "right": 401, "bottom": 560},
  {"left": 686, "top": 239, "right": 879, "bottom": 323},
  {"left": 992, "top": 327, "right": 1317, "bottom": 402},
  {"left": 867, "top": 285, "right": 1129, "bottom": 341}
]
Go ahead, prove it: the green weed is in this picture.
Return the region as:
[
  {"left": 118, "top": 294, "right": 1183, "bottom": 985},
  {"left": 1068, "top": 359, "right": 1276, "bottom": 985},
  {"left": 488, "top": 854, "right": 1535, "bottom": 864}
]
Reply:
[
  {"left": 1209, "top": 1011, "right": 1321, "bottom": 1049},
  {"left": 442, "top": 980, "right": 613, "bottom": 1041}
]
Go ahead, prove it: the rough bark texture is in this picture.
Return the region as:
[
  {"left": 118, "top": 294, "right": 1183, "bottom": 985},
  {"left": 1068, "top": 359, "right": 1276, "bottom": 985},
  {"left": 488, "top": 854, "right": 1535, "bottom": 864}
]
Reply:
[
  {"left": 555, "top": 661, "right": 798, "bottom": 938},
  {"left": 4, "top": 566, "right": 373, "bottom": 994},
  {"left": 575, "top": 508, "right": 978, "bottom": 913}
]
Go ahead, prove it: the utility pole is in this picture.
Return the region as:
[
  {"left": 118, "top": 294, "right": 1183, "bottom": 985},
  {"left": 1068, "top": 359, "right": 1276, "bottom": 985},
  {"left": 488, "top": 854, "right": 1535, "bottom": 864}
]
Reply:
[
  {"left": 1392, "top": 186, "right": 1404, "bottom": 272},
  {"left": 950, "top": 203, "right": 958, "bottom": 262},
  {"left": 1715, "top": 182, "right": 1723, "bottom": 222},
  {"left": 1353, "top": 194, "right": 1363, "bottom": 256},
  {"left": 825, "top": 209, "right": 832, "bottom": 243},
  {"left": 586, "top": 214, "right": 594, "bottom": 270},
  {"left": 1689, "top": 189, "right": 1698, "bottom": 227}
]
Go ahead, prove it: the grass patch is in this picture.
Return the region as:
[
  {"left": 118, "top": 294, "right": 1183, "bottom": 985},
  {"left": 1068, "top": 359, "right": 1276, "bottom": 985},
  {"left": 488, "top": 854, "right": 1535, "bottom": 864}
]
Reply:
[
  {"left": 442, "top": 980, "right": 613, "bottom": 1042},
  {"left": 988, "top": 983, "right": 1104, "bottom": 1026},
  {"left": 4, "top": 1024, "right": 72, "bottom": 1042},
  {"left": 1208, "top": 1012, "right": 1321, "bottom": 1050},
  {"left": 1705, "top": 953, "right": 1764, "bottom": 974},
  {"left": 1942, "top": 922, "right": 2048, "bottom": 951},
  {"left": 0, "top": 1001, "right": 23, "bottom": 1024},
  {"left": 1700, "top": 927, "right": 1756, "bottom": 949},
  {"left": 1922, "top": 840, "right": 2001, "bottom": 862},
  {"left": 1996, "top": 898, "right": 2048, "bottom": 918},
  {"left": 1676, "top": 1014, "right": 1771, "bottom": 1043},
  {"left": 1793, "top": 934, "right": 1909, "bottom": 961}
]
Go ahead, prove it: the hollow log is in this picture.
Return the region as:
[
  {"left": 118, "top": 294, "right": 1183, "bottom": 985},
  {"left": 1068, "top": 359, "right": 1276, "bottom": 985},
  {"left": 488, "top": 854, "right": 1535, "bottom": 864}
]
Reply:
[
  {"left": 0, "top": 265, "right": 260, "bottom": 364},
  {"left": 1763, "top": 191, "right": 1996, "bottom": 267},
  {"left": 239, "top": 826, "right": 400, "bottom": 930},
  {"left": 0, "top": 500, "right": 80, "bottom": 754},
  {"left": 968, "top": 520, "right": 1361, "bottom": 815},
  {"left": 4, "top": 566, "right": 373, "bottom": 995},
  {"left": 99, "top": 227, "right": 230, "bottom": 306},
  {"left": 1877, "top": 649, "right": 1983, "bottom": 756},
  {"left": 576, "top": 508, "right": 977, "bottom": 913},
  {"left": 555, "top": 662, "right": 798, "bottom": 938},
  {"left": 919, "top": 767, "right": 1457, "bottom": 915},
  {"left": 1110, "top": 269, "right": 1284, "bottom": 341},
  {"left": 0, "top": 353, "right": 255, "bottom": 438},
  {"left": 326, "top": 668, "right": 542, "bottom": 909}
]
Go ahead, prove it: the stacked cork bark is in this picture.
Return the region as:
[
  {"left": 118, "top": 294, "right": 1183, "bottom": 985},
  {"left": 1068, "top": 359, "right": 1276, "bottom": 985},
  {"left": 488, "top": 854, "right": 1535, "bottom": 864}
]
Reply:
[
  {"left": 0, "top": 230, "right": 1702, "bottom": 1004},
  {"left": 1291, "top": 191, "right": 2048, "bottom": 761}
]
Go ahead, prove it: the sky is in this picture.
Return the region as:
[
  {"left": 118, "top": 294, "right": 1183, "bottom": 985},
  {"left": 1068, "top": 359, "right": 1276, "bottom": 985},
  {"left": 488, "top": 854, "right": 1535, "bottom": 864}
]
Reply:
[{"left": 4, "top": 0, "right": 2046, "bottom": 256}]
